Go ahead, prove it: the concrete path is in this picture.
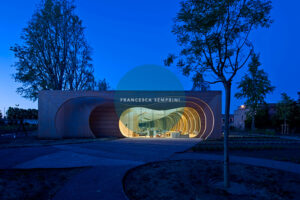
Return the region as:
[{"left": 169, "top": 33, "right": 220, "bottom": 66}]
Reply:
[
  {"left": 12, "top": 138, "right": 201, "bottom": 168},
  {"left": 53, "top": 165, "right": 136, "bottom": 200},
  {"left": 0, "top": 138, "right": 200, "bottom": 200},
  {"left": 1, "top": 138, "right": 300, "bottom": 199}
]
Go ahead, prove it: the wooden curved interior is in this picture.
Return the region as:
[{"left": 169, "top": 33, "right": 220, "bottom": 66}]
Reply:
[{"left": 119, "top": 107, "right": 202, "bottom": 138}]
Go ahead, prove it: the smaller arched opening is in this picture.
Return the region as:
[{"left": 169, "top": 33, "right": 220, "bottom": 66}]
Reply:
[{"left": 89, "top": 102, "right": 120, "bottom": 137}]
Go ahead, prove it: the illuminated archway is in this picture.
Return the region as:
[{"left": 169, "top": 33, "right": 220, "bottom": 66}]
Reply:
[{"left": 119, "top": 107, "right": 202, "bottom": 138}]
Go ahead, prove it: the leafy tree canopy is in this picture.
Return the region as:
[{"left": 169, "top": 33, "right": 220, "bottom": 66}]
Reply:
[
  {"left": 96, "top": 78, "right": 110, "bottom": 91},
  {"left": 235, "top": 53, "right": 275, "bottom": 115},
  {"left": 11, "top": 0, "right": 95, "bottom": 100},
  {"left": 6, "top": 107, "right": 38, "bottom": 120},
  {"left": 165, "top": 0, "right": 272, "bottom": 187},
  {"left": 165, "top": 0, "right": 273, "bottom": 86},
  {"left": 277, "top": 93, "right": 294, "bottom": 122}
]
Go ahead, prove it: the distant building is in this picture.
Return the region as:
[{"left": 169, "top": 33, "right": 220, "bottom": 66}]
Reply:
[
  {"left": 233, "top": 105, "right": 248, "bottom": 130},
  {"left": 233, "top": 93, "right": 300, "bottom": 132},
  {"left": 222, "top": 114, "right": 234, "bottom": 130},
  {"left": 233, "top": 103, "right": 291, "bottom": 130},
  {"left": 233, "top": 103, "right": 280, "bottom": 130}
]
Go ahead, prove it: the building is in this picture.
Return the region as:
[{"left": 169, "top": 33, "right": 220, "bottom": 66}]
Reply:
[
  {"left": 38, "top": 90, "right": 222, "bottom": 139},
  {"left": 221, "top": 114, "right": 234, "bottom": 130},
  {"left": 233, "top": 105, "right": 248, "bottom": 130}
]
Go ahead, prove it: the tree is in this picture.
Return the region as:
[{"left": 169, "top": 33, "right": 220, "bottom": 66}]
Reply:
[
  {"left": 6, "top": 107, "right": 38, "bottom": 122},
  {"left": 0, "top": 110, "right": 2, "bottom": 120},
  {"left": 245, "top": 103, "right": 270, "bottom": 129},
  {"left": 289, "top": 100, "right": 300, "bottom": 133},
  {"left": 277, "top": 93, "right": 293, "bottom": 134},
  {"left": 96, "top": 78, "right": 110, "bottom": 91},
  {"left": 191, "top": 73, "right": 210, "bottom": 91},
  {"left": 6, "top": 107, "right": 38, "bottom": 135},
  {"left": 235, "top": 53, "right": 274, "bottom": 131},
  {"left": 165, "top": 0, "right": 272, "bottom": 187},
  {"left": 11, "top": 0, "right": 95, "bottom": 101}
]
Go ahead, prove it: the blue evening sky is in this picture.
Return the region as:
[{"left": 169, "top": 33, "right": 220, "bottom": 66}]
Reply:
[{"left": 0, "top": 0, "right": 299, "bottom": 114}]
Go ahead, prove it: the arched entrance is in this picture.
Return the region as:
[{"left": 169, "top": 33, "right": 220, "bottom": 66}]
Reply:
[{"left": 119, "top": 107, "right": 201, "bottom": 138}]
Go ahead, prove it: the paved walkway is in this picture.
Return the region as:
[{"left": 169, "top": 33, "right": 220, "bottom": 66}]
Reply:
[
  {"left": 0, "top": 138, "right": 200, "bottom": 200},
  {"left": 1, "top": 138, "right": 300, "bottom": 199}
]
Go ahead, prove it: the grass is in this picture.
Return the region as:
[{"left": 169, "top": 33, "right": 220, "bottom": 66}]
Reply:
[
  {"left": 192, "top": 137, "right": 300, "bottom": 151},
  {"left": 123, "top": 160, "right": 300, "bottom": 200},
  {"left": 191, "top": 135, "right": 300, "bottom": 163},
  {"left": 0, "top": 124, "right": 37, "bottom": 134},
  {"left": 0, "top": 168, "right": 86, "bottom": 200}
]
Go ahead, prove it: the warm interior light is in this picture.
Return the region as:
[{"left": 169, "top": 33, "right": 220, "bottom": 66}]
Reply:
[{"left": 119, "top": 107, "right": 201, "bottom": 138}]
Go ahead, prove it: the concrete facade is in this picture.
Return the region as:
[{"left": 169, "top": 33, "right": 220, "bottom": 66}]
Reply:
[{"left": 38, "top": 91, "right": 222, "bottom": 139}]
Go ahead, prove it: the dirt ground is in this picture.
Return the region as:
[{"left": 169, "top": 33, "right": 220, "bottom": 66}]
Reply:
[
  {"left": 123, "top": 160, "right": 300, "bottom": 200},
  {"left": 0, "top": 168, "right": 85, "bottom": 200}
]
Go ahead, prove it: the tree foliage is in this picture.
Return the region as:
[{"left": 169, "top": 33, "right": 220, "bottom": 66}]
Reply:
[
  {"left": 6, "top": 107, "right": 38, "bottom": 121},
  {"left": 277, "top": 93, "right": 294, "bottom": 123},
  {"left": 165, "top": 0, "right": 272, "bottom": 187},
  {"left": 165, "top": 0, "right": 272, "bottom": 86},
  {"left": 244, "top": 103, "right": 270, "bottom": 129},
  {"left": 96, "top": 78, "right": 110, "bottom": 91},
  {"left": 244, "top": 95, "right": 300, "bottom": 133},
  {"left": 235, "top": 53, "right": 274, "bottom": 129},
  {"left": 191, "top": 73, "right": 210, "bottom": 91},
  {"left": 11, "top": 0, "right": 95, "bottom": 100}
]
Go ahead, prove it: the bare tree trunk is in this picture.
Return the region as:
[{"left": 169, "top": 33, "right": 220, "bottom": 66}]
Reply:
[
  {"left": 224, "top": 82, "right": 231, "bottom": 188},
  {"left": 284, "top": 118, "right": 287, "bottom": 134},
  {"left": 251, "top": 115, "right": 255, "bottom": 131}
]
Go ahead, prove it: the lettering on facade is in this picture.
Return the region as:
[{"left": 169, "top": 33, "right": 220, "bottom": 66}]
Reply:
[{"left": 120, "top": 97, "right": 181, "bottom": 103}]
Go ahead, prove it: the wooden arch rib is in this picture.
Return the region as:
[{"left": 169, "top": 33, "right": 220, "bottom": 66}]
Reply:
[{"left": 185, "top": 97, "right": 215, "bottom": 139}]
